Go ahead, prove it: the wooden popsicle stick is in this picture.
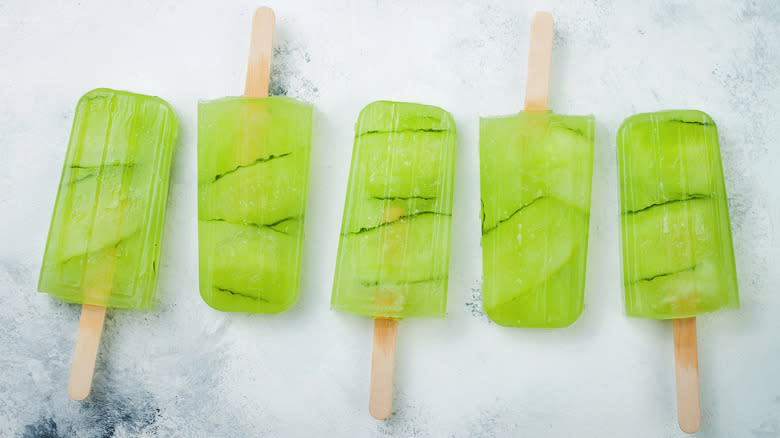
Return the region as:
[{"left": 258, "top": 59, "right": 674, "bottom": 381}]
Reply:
[
  {"left": 369, "top": 318, "right": 398, "bottom": 420},
  {"left": 68, "top": 304, "right": 107, "bottom": 400},
  {"left": 673, "top": 317, "right": 701, "bottom": 433},
  {"left": 245, "top": 7, "right": 275, "bottom": 98},
  {"left": 68, "top": 246, "right": 118, "bottom": 400},
  {"left": 524, "top": 11, "right": 554, "bottom": 112},
  {"left": 368, "top": 207, "right": 405, "bottom": 420}
]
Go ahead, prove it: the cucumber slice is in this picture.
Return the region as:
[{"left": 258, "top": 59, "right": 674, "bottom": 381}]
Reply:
[
  {"left": 482, "top": 197, "right": 588, "bottom": 312},
  {"left": 55, "top": 232, "right": 155, "bottom": 307},
  {"left": 54, "top": 164, "right": 149, "bottom": 261},
  {"left": 480, "top": 113, "right": 594, "bottom": 230},
  {"left": 622, "top": 198, "right": 718, "bottom": 283},
  {"left": 198, "top": 96, "right": 312, "bottom": 184},
  {"left": 618, "top": 111, "right": 719, "bottom": 212},
  {"left": 198, "top": 153, "right": 305, "bottom": 226},
  {"left": 332, "top": 213, "right": 451, "bottom": 319},
  {"left": 341, "top": 195, "right": 443, "bottom": 234},
  {"left": 622, "top": 197, "right": 739, "bottom": 318},
  {"left": 199, "top": 219, "right": 301, "bottom": 313},
  {"left": 485, "top": 251, "right": 586, "bottom": 328},
  {"left": 626, "top": 258, "right": 731, "bottom": 318},
  {"left": 356, "top": 130, "right": 454, "bottom": 199}
]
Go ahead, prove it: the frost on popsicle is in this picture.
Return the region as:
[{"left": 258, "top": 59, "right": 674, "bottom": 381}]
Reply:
[
  {"left": 331, "top": 101, "right": 457, "bottom": 319},
  {"left": 479, "top": 112, "right": 594, "bottom": 327},
  {"left": 617, "top": 110, "right": 739, "bottom": 319},
  {"left": 197, "top": 96, "right": 312, "bottom": 313},
  {"left": 38, "top": 89, "right": 178, "bottom": 310}
]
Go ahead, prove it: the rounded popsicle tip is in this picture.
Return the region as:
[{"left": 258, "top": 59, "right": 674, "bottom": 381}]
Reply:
[
  {"left": 253, "top": 6, "right": 275, "bottom": 22},
  {"left": 679, "top": 415, "right": 700, "bottom": 434},
  {"left": 67, "top": 381, "right": 91, "bottom": 401},
  {"left": 370, "top": 402, "right": 392, "bottom": 420},
  {"left": 533, "top": 11, "right": 553, "bottom": 26}
]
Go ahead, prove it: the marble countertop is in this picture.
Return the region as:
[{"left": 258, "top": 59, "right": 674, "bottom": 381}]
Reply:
[{"left": 1, "top": 0, "right": 778, "bottom": 437}]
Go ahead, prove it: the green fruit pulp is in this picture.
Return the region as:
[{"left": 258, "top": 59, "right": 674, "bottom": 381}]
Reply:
[
  {"left": 479, "top": 112, "right": 594, "bottom": 327},
  {"left": 38, "top": 89, "right": 178, "bottom": 310},
  {"left": 331, "top": 101, "right": 456, "bottom": 319},
  {"left": 197, "top": 96, "right": 312, "bottom": 313},
  {"left": 617, "top": 110, "right": 739, "bottom": 319}
]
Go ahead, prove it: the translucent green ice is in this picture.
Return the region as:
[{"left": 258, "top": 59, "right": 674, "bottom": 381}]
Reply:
[
  {"left": 480, "top": 112, "right": 594, "bottom": 327},
  {"left": 617, "top": 110, "right": 739, "bottom": 319},
  {"left": 198, "top": 96, "right": 312, "bottom": 313},
  {"left": 38, "top": 88, "right": 178, "bottom": 310},
  {"left": 331, "top": 101, "right": 456, "bottom": 319}
]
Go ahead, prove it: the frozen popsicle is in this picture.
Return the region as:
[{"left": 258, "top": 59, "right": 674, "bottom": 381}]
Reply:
[
  {"left": 479, "top": 12, "right": 594, "bottom": 328},
  {"left": 617, "top": 110, "right": 738, "bottom": 432},
  {"left": 617, "top": 110, "right": 738, "bottom": 318},
  {"left": 331, "top": 100, "right": 456, "bottom": 419},
  {"left": 197, "top": 7, "right": 312, "bottom": 313},
  {"left": 332, "top": 101, "right": 456, "bottom": 319},
  {"left": 38, "top": 88, "right": 178, "bottom": 399},
  {"left": 480, "top": 114, "right": 594, "bottom": 327}
]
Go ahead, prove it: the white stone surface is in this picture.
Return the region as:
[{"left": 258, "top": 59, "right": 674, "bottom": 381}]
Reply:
[{"left": 1, "top": 0, "right": 778, "bottom": 436}]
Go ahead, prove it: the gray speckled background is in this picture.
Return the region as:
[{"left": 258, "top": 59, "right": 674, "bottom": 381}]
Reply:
[{"left": 1, "top": 0, "right": 778, "bottom": 437}]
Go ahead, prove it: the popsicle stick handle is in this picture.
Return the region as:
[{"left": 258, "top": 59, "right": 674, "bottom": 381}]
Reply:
[
  {"left": 244, "top": 7, "right": 275, "bottom": 97},
  {"left": 524, "top": 11, "right": 554, "bottom": 112},
  {"left": 673, "top": 317, "right": 701, "bottom": 433},
  {"left": 369, "top": 318, "right": 398, "bottom": 420},
  {"left": 68, "top": 304, "right": 107, "bottom": 401}
]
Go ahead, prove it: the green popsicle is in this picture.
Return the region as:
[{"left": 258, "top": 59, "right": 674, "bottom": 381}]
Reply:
[
  {"left": 38, "top": 88, "right": 178, "bottom": 310},
  {"left": 197, "top": 96, "right": 312, "bottom": 313},
  {"left": 331, "top": 101, "right": 456, "bottom": 319},
  {"left": 480, "top": 112, "right": 594, "bottom": 327},
  {"left": 617, "top": 110, "right": 739, "bottom": 319}
]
